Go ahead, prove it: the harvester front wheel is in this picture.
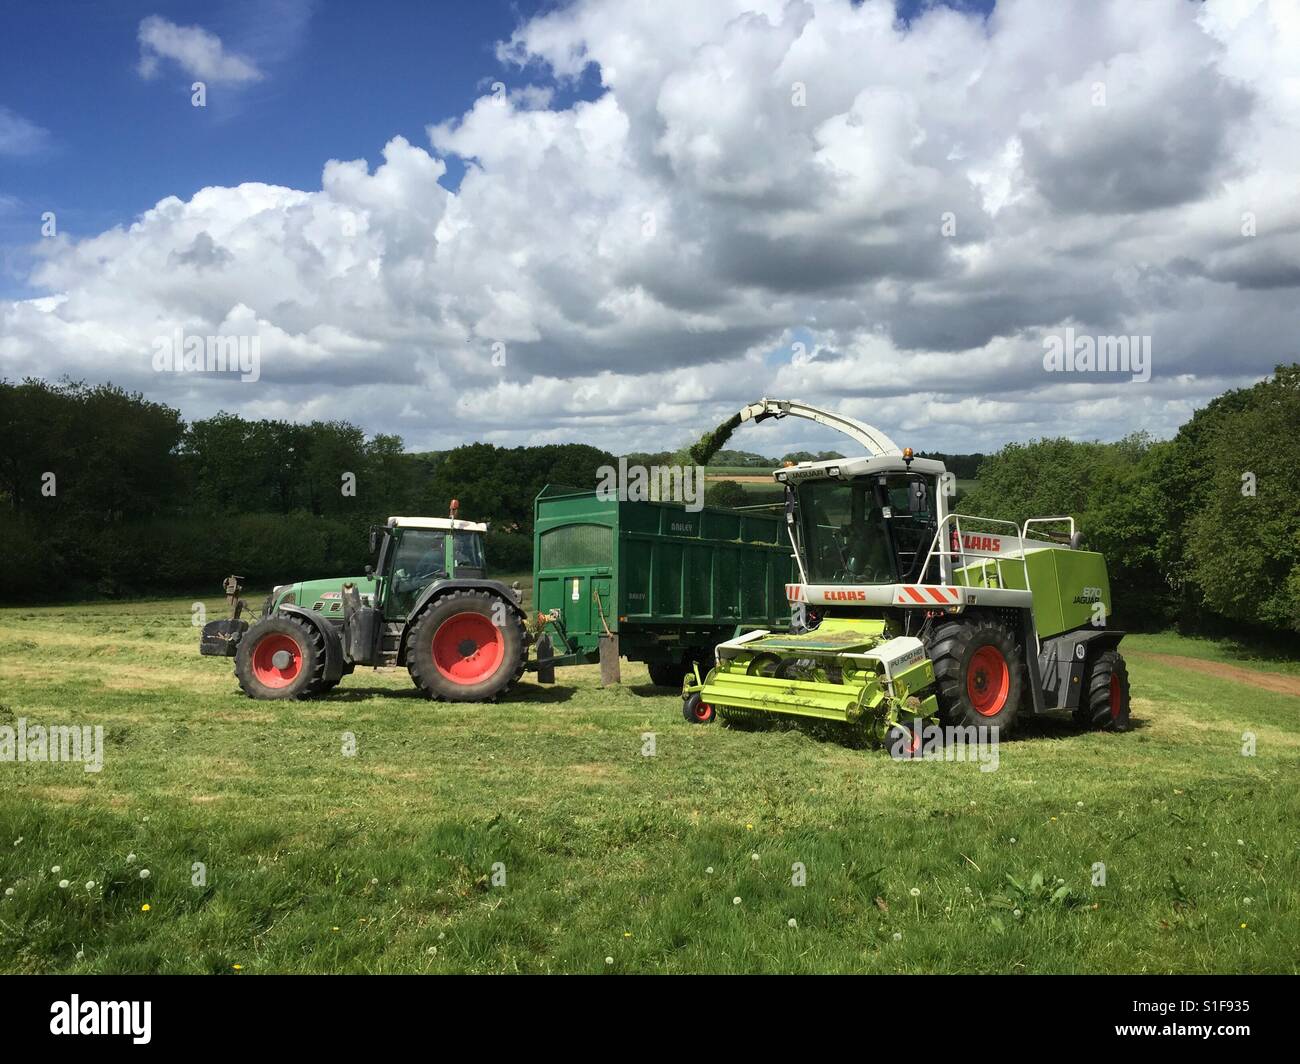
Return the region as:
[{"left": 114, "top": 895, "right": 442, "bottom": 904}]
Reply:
[
  {"left": 927, "top": 621, "right": 1024, "bottom": 732},
  {"left": 409, "top": 590, "right": 527, "bottom": 702},
  {"left": 1075, "top": 649, "right": 1130, "bottom": 731},
  {"left": 682, "top": 693, "right": 716, "bottom": 724},
  {"left": 234, "top": 615, "right": 325, "bottom": 700}
]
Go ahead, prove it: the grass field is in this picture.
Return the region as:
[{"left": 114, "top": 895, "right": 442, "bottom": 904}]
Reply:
[{"left": 1, "top": 594, "right": 1297, "bottom": 974}]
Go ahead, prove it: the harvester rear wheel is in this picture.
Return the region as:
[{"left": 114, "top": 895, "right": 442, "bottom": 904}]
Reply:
[
  {"left": 1075, "top": 649, "right": 1130, "bottom": 731},
  {"left": 408, "top": 589, "right": 527, "bottom": 702},
  {"left": 235, "top": 615, "right": 325, "bottom": 700},
  {"left": 927, "top": 620, "right": 1024, "bottom": 732}
]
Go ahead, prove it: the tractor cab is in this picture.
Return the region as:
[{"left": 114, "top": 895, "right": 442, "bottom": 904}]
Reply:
[
  {"left": 777, "top": 451, "right": 949, "bottom": 588},
  {"left": 371, "top": 512, "right": 488, "bottom": 619}
]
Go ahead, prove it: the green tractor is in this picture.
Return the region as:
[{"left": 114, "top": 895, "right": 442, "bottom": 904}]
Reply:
[
  {"left": 199, "top": 507, "right": 529, "bottom": 701},
  {"left": 681, "top": 399, "right": 1131, "bottom": 750}
]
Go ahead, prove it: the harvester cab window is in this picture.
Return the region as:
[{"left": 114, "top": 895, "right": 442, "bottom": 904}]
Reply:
[
  {"left": 886, "top": 475, "right": 938, "bottom": 582},
  {"left": 800, "top": 480, "right": 894, "bottom": 584}
]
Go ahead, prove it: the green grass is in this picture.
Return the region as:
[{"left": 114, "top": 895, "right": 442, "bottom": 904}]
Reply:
[{"left": 1, "top": 601, "right": 1297, "bottom": 974}]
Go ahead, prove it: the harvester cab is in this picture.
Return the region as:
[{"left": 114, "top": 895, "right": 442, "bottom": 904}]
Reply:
[
  {"left": 681, "top": 399, "right": 1131, "bottom": 747},
  {"left": 199, "top": 502, "right": 528, "bottom": 703}
]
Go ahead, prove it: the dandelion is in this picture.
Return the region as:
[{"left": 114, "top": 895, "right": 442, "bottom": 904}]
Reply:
[
  {"left": 1013, "top": 908, "right": 1023, "bottom": 919},
  {"left": 1009, "top": 837, "right": 1017, "bottom": 844},
  {"left": 126, "top": 853, "right": 136, "bottom": 864},
  {"left": 141, "top": 904, "right": 150, "bottom": 912},
  {"left": 969, "top": 801, "right": 976, "bottom": 807},
  {"left": 746, "top": 823, "right": 753, "bottom": 831},
  {"left": 1237, "top": 839, "right": 1245, "bottom": 846},
  {"left": 623, "top": 932, "right": 632, "bottom": 938},
  {"left": 138, "top": 869, "right": 151, "bottom": 880},
  {"left": 437, "top": 932, "right": 445, "bottom": 940},
  {"left": 733, "top": 897, "right": 742, "bottom": 906},
  {"left": 1243, "top": 897, "right": 1252, "bottom": 906},
  {"left": 892, "top": 932, "right": 902, "bottom": 942},
  {"left": 3, "top": 887, "right": 13, "bottom": 896},
  {"left": 75, "top": 951, "right": 84, "bottom": 960},
  {"left": 58, "top": 880, "right": 69, "bottom": 889},
  {"left": 909, "top": 887, "right": 921, "bottom": 897},
  {"left": 142, "top": 816, "right": 150, "bottom": 823},
  {"left": 426, "top": 947, "right": 437, "bottom": 956},
  {"left": 788, "top": 918, "right": 797, "bottom": 928},
  {"left": 51, "top": 865, "right": 61, "bottom": 874},
  {"left": 370, "top": 878, "right": 378, "bottom": 885},
  {"left": 605, "top": 956, "right": 614, "bottom": 965},
  {"left": 85, "top": 881, "right": 94, "bottom": 890},
  {"left": 1076, "top": 801, "right": 1084, "bottom": 808},
  {"left": 705, "top": 866, "right": 714, "bottom": 875},
  {"left": 331, "top": 926, "right": 340, "bottom": 932},
  {"left": 751, "top": 853, "right": 759, "bottom": 862},
  {"left": 1240, "top": 922, "right": 1247, "bottom": 929}
]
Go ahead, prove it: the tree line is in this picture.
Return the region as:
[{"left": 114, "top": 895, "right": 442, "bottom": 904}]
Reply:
[{"left": 2, "top": 368, "right": 1296, "bottom": 639}]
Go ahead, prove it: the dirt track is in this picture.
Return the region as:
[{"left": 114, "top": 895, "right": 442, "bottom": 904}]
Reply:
[{"left": 1131, "top": 652, "right": 1300, "bottom": 697}]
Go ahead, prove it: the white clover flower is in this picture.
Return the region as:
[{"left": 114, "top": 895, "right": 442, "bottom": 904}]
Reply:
[
  {"left": 85, "top": 881, "right": 95, "bottom": 890},
  {"left": 51, "top": 865, "right": 61, "bottom": 874},
  {"left": 705, "top": 866, "right": 714, "bottom": 874},
  {"left": 75, "top": 951, "right": 84, "bottom": 960},
  {"left": 787, "top": 918, "right": 797, "bottom": 928},
  {"left": 139, "top": 868, "right": 151, "bottom": 880},
  {"left": 605, "top": 956, "right": 614, "bottom": 965},
  {"left": 126, "top": 853, "right": 136, "bottom": 863},
  {"left": 59, "top": 880, "right": 70, "bottom": 889},
  {"left": 1009, "top": 837, "right": 1017, "bottom": 844},
  {"left": 891, "top": 932, "right": 902, "bottom": 942},
  {"left": 3, "top": 887, "right": 13, "bottom": 896},
  {"left": 751, "top": 853, "right": 759, "bottom": 862},
  {"left": 1076, "top": 801, "right": 1084, "bottom": 808},
  {"left": 1013, "top": 908, "right": 1023, "bottom": 918},
  {"left": 732, "top": 897, "right": 742, "bottom": 906}
]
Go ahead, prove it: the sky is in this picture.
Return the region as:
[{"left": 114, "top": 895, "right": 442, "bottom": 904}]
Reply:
[{"left": 1, "top": 0, "right": 1297, "bottom": 459}]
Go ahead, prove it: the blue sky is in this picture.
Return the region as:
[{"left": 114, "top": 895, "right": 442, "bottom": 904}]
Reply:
[
  {"left": 2, "top": 0, "right": 1286, "bottom": 457},
  {"left": 0, "top": 0, "right": 991, "bottom": 295}
]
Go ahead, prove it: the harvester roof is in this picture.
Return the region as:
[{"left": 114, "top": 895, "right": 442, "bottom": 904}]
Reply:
[{"left": 772, "top": 453, "right": 947, "bottom": 483}]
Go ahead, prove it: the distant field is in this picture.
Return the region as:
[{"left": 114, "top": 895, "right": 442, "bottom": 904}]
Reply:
[{"left": 1, "top": 600, "right": 1296, "bottom": 974}]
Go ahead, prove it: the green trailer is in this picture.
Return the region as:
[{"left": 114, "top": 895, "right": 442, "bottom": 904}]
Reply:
[{"left": 531, "top": 485, "right": 796, "bottom": 687}]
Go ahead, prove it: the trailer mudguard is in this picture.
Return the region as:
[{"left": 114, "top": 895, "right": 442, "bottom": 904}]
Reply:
[
  {"left": 278, "top": 604, "right": 346, "bottom": 683},
  {"left": 1036, "top": 627, "right": 1126, "bottom": 712}
]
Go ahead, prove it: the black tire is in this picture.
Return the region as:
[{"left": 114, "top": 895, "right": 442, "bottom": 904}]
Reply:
[
  {"left": 682, "top": 693, "right": 716, "bottom": 724},
  {"left": 927, "top": 620, "right": 1024, "bottom": 731},
  {"left": 235, "top": 615, "right": 325, "bottom": 700},
  {"left": 1074, "top": 649, "right": 1131, "bottom": 731},
  {"left": 648, "top": 660, "right": 688, "bottom": 688},
  {"left": 407, "top": 589, "right": 526, "bottom": 702}
]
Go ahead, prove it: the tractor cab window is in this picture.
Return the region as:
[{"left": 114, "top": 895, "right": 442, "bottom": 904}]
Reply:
[
  {"left": 451, "top": 532, "right": 485, "bottom": 572},
  {"left": 387, "top": 529, "right": 447, "bottom": 616},
  {"left": 798, "top": 474, "right": 938, "bottom": 585}
]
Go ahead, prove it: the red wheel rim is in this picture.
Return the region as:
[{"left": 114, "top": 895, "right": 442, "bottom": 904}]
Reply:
[
  {"left": 251, "top": 633, "right": 303, "bottom": 688},
  {"left": 694, "top": 700, "right": 713, "bottom": 721},
  {"left": 967, "top": 645, "right": 1010, "bottom": 717},
  {"left": 1109, "top": 673, "right": 1122, "bottom": 720},
  {"left": 907, "top": 728, "right": 921, "bottom": 754},
  {"left": 432, "top": 612, "right": 505, "bottom": 684}
]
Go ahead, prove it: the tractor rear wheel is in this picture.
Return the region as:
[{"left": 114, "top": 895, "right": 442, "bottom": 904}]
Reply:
[
  {"left": 235, "top": 615, "right": 325, "bottom": 700},
  {"left": 1075, "top": 649, "right": 1131, "bottom": 731},
  {"left": 927, "top": 620, "right": 1024, "bottom": 732},
  {"left": 408, "top": 590, "right": 526, "bottom": 702}
]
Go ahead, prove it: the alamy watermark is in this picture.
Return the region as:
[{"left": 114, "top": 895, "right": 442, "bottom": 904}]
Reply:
[
  {"left": 1043, "top": 327, "right": 1150, "bottom": 383},
  {"left": 595, "top": 459, "right": 704, "bottom": 512},
  {"left": 888, "top": 719, "right": 1000, "bottom": 772},
  {"left": 0, "top": 719, "right": 103, "bottom": 773},
  {"left": 151, "top": 328, "right": 260, "bottom": 382}
]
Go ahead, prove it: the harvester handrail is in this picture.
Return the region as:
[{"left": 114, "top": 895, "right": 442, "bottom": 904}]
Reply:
[
  {"left": 921, "top": 512, "right": 1032, "bottom": 598},
  {"left": 1021, "top": 516, "right": 1076, "bottom": 542}
]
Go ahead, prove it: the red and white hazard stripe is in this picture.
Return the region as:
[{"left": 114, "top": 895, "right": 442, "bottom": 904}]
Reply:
[
  {"left": 895, "top": 585, "right": 962, "bottom": 605},
  {"left": 785, "top": 583, "right": 805, "bottom": 602}
]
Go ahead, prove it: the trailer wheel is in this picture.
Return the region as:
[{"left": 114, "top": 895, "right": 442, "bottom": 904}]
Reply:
[
  {"left": 648, "top": 661, "right": 688, "bottom": 688},
  {"left": 408, "top": 589, "right": 526, "bottom": 702},
  {"left": 1075, "top": 649, "right": 1130, "bottom": 731},
  {"left": 927, "top": 620, "right": 1024, "bottom": 732},
  {"left": 682, "top": 693, "right": 716, "bottom": 724},
  {"left": 235, "top": 615, "right": 325, "bottom": 700}
]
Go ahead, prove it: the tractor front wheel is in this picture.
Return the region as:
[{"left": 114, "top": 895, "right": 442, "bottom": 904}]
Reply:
[
  {"left": 408, "top": 590, "right": 526, "bottom": 702},
  {"left": 1075, "top": 649, "right": 1131, "bottom": 731},
  {"left": 927, "top": 620, "right": 1024, "bottom": 732},
  {"left": 235, "top": 615, "right": 325, "bottom": 700}
]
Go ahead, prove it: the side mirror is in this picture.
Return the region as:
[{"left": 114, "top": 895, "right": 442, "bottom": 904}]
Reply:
[
  {"left": 908, "top": 481, "right": 928, "bottom": 513},
  {"left": 364, "top": 564, "right": 374, "bottom": 579},
  {"left": 368, "top": 528, "right": 379, "bottom": 554}
]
